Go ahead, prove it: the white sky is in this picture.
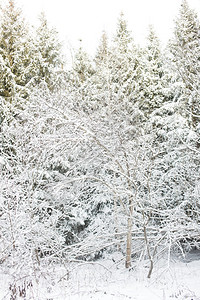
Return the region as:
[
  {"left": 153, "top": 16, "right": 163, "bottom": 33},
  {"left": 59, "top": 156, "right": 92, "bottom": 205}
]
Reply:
[{"left": 14, "top": 0, "right": 200, "bottom": 57}]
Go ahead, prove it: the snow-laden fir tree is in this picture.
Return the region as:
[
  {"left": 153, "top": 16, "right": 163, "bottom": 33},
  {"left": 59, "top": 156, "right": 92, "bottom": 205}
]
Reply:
[
  {"left": 109, "top": 13, "right": 137, "bottom": 101},
  {"left": 138, "top": 25, "right": 174, "bottom": 117},
  {"left": 34, "top": 12, "right": 65, "bottom": 91},
  {"left": 143, "top": 14, "right": 200, "bottom": 249},
  {"left": 88, "top": 30, "right": 113, "bottom": 111},
  {"left": 95, "top": 30, "right": 109, "bottom": 66},
  {"left": 0, "top": 0, "right": 37, "bottom": 100},
  {"left": 107, "top": 12, "right": 143, "bottom": 125},
  {"left": 94, "top": 30, "right": 110, "bottom": 88},
  {"left": 144, "top": 97, "right": 200, "bottom": 252},
  {"left": 72, "top": 39, "right": 95, "bottom": 84},
  {"left": 170, "top": 0, "right": 200, "bottom": 128},
  {"left": 0, "top": 54, "right": 15, "bottom": 99},
  {"left": 69, "top": 40, "right": 99, "bottom": 113}
]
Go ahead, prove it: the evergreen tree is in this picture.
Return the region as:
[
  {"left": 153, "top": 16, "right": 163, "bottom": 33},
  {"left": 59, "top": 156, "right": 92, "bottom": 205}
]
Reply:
[
  {"left": 34, "top": 12, "right": 65, "bottom": 91},
  {"left": 113, "top": 12, "right": 132, "bottom": 54},
  {"left": 0, "top": 0, "right": 37, "bottom": 100},
  {"left": 170, "top": 0, "right": 200, "bottom": 128},
  {"left": 95, "top": 30, "right": 109, "bottom": 68},
  {"left": 72, "top": 39, "right": 95, "bottom": 84},
  {"left": 0, "top": 54, "right": 15, "bottom": 99},
  {"left": 138, "top": 26, "right": 173, "bottom": 116},
  {"left": 68, "top": 40, "right": 98, "bottom": 113},
  {"left": 109, "top": 12, "right": 134, "bottom": 94},
  {"left": 108, "top": 13, "right": 142, "bottom": 118},
  {"left": 91, "top": 31, "right": 111, "bottom": 109}
]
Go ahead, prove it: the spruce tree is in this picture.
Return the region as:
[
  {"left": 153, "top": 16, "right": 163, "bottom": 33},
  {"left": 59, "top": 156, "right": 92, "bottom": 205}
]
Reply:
[
  {"left": 170, "top": 0, "right": 200, "bottom": 128},
  {"left": 34, "top": 12, "right": 65, "bottom": 91},
  {"left": 95, "top": 30, "right": 109, "bottom": 68},
  {"left": 138, "top": 26, "right": 173, "bottom": 116},
  {"left": 69, "top": 40, "right": 98, "bottom": 113},
  {"left": 92, "top": 31, "right": 111, "bottom": 108},
  {"left": 0, "top": 0, "right": 37, "bottom": 100},
  {"left": 108, "top": 13, "right": 142, "bottom": 117},
  {"left": 0, "top": 54, "right": 15, "bottom": 99},
  {"left": 72, "top": 39, "right": 95, "bottom": 84},
  {"left": 109, "top": 12, "right": 134, "bottom": 94}
]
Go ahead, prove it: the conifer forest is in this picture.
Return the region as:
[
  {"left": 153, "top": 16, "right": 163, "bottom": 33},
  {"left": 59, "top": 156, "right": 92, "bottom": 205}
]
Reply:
[{"left": 0, "top": 0, "right": 200, "bottom": 299}]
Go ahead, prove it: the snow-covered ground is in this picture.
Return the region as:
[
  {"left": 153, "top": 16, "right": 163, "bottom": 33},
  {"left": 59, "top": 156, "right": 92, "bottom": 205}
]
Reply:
[{"left": 1, "top": 251, "right": 200, "bottom": 300}]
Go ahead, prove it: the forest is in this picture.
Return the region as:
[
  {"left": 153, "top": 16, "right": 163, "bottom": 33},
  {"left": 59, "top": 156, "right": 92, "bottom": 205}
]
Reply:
[{"left": 0, "top": 0, "right": 200, "bottom": 299}]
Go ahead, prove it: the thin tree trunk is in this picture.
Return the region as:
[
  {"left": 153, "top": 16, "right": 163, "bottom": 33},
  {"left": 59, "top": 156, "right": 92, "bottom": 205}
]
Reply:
[
  {"left": 122, "top": 148, "right": 135, "bottom": 269},
  {"left": 147, "top": 259, "right": 153, "bottom": 279},
  {"left": 144, "top": 225, "right": 153, "bottom": 278},
  {"left": 125, "top": 215, "right": 132, "bottom": 268}
]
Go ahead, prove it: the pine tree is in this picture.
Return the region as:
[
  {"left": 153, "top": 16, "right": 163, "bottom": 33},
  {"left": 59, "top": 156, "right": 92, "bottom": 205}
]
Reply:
[
  {"left": 68, "top": 40, "right": 98, "bottom": 113},
  {"left": 113, "top": 12, "right": 132, "bottom": 54},
  {"left": 138, "top": 26, "right": 173, "bottom": 116},
  {"left": 92, "top": 31, "right": 111, "bottom": 108},
  {"left": 0, "top": 0, "right": 37, "bottom": 100},
  {"left": 109, "top": 12, "right": 134, "bottom": 91},
  {"left": 95, "top": 30, "right": 109, "bottom": 68},
  {"left": 0, "top": 54, "right": 15, "bottom": 99},
  {"left": 34, "top": 12, "right": 65, "bottom": 91},
  {"left": 170, "top": 0, "right": 200, "bottom": 127},
  {"left": 108, "top": 13, "right": 142, "bottom": 117},
  {"left": 72, "top": 39, "right": 95, "bottom": 84}
]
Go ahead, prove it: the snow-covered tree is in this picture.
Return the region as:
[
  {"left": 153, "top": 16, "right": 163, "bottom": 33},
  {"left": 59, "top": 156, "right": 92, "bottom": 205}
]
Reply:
[
  {"left": 98, "top": 13, "right": 144, "bottom": 131},
  {"left": 143, "top": 97, "right": 200, "bottom": 255},
  {"left": 170, "top": 0, "right": 200, "bottom": 128},
  {"left": 0, "top": 54, "right": 15, "bottom": 99},
  {"left": 95, "top": 30, "right": 109, "bottom": 68},
  {"left": 34, "top": 12, "right": 66, "bottom": 91},
  {"left": 0, "top": 95, "right": 65, "bottom": 268},
  {"left": 138, "top": 26, "right": 174, "bottom": 116},
  {"left": 0, "top": 0, "right": 37, "bottom": 100},
  {"left": 109, "top": 12, "right": 140, "bottom": 105},
  {"left": 72, "top": 40, "right": 95, "bottom": 84},
  {"left": 68, "top": 40, "right": 99, "bottom": 113},
  {"left": 93, "top": 30, "right": 110, "bottom": 91}
]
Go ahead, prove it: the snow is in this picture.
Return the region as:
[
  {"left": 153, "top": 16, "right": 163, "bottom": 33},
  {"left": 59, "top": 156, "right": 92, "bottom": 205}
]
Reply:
[
  {"left": 1, "top": 253, "right": 200, "bottom": 300},
  {"left": 0, "top": 156, "right": 5, "bottom": 166}
]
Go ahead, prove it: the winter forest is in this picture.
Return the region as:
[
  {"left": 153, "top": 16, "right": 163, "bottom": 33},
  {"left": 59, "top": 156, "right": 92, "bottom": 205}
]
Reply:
[{"left": 0, "top": 0, "right": 200, "bottom": 299}]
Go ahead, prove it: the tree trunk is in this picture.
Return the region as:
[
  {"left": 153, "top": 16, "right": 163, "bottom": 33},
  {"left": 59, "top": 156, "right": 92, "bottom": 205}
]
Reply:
[
  {"left": 125, "top": 216, "right": 132, "bottom": 268},
  {"left": 144, "top": 225, "right": 154, "bottom": 278}
]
